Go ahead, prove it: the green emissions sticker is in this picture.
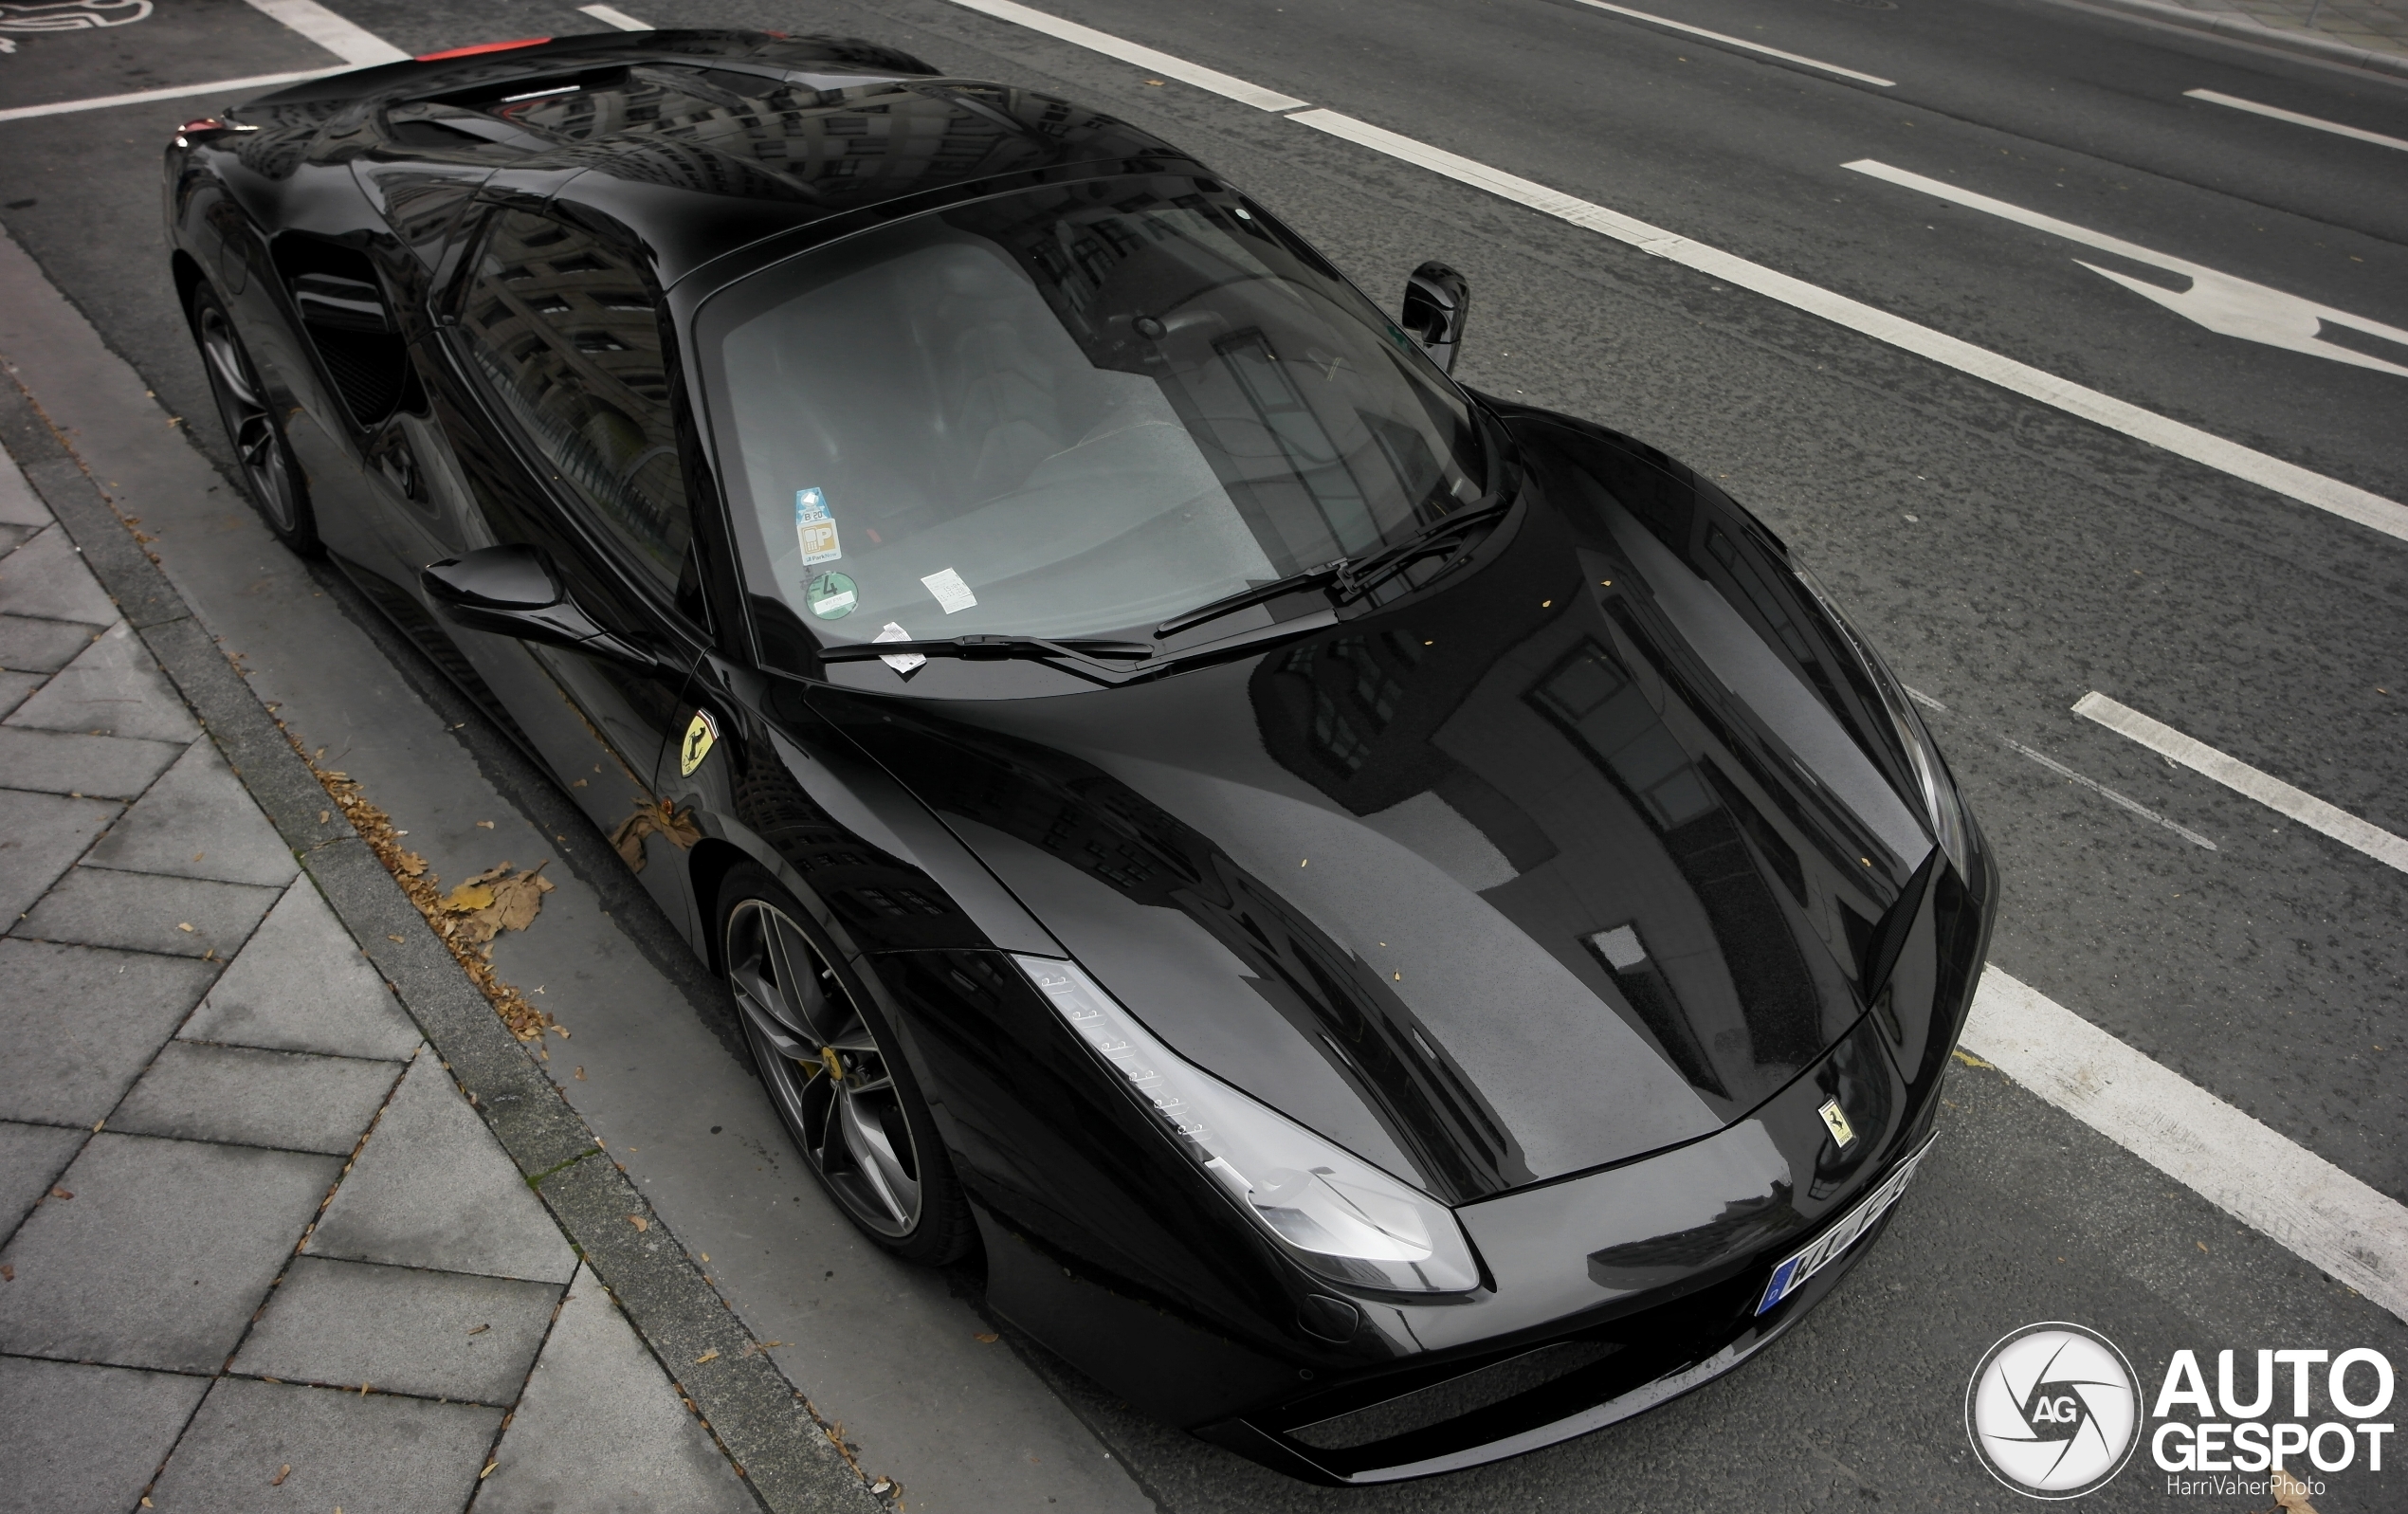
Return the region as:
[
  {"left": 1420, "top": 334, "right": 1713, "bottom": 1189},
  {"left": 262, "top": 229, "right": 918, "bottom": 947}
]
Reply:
[{"left": 806, "top": 571, "right": 858, "bottom": 620}]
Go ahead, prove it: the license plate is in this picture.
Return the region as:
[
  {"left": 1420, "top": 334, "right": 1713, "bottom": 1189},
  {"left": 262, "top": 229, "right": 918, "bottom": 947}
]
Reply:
[{"left": 1754, "top": 1137, "right": 1935, "bottom": 1316}]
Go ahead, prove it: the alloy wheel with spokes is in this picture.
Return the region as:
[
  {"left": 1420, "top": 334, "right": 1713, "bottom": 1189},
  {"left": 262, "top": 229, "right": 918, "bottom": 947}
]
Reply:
[
  {"left": 725, "top": 896, "right": 927, "bottom": 1239},
  {"left": 192, "top": 287, "right": 312, "bottom": 548}
]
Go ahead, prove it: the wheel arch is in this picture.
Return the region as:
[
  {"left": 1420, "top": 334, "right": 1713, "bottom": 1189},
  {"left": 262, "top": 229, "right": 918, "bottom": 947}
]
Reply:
[
  {"left": 170, "top": 248, "right": 209, "bottom": 318},
  {"left": 687, "top": 836, "right": 753, "bottom": 976}
]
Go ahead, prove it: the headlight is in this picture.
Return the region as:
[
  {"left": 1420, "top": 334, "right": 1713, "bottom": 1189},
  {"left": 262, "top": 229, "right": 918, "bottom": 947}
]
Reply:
[
  {"left": 1791, "top": 567, "right": 1970, "bottom": 876},
  {"left": 1015, "top": 956, "right": 1483, "bottom": 1294}
]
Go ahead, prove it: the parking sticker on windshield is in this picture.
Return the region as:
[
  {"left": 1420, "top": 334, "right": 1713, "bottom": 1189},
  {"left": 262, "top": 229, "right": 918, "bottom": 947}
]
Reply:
[
  {"left": 794, "top": 487, "right": 841, "bottom": 566},
  {"left": 805, "top": 571, "right": 856, "bottom": 619},
  {"left": 921, "top": 567, "right": 977, "bottom": 614},
  {"left": 873, "top": 622, "right": 926, "bottom": 674}
]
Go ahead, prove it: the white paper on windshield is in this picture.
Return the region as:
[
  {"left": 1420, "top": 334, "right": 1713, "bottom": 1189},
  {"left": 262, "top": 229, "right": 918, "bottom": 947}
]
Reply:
[
  {"left": 921, "top": 567, "right": 977, "bottom": 614},
  {"left": 794, "top": 487, "right": 841, "bottom": 566},
  {"left": 873, "top": 621, "right": 925, "bottom": 674}
]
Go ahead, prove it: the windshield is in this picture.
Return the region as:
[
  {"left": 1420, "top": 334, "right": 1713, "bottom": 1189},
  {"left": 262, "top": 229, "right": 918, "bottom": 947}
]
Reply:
[{"left": 698, "top": 177, "right": 1488, "bottom": 655}]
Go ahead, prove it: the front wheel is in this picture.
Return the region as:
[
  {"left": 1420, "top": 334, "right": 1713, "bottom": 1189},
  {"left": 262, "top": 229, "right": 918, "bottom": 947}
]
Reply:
[
  {"left": 717, "top": 864, "right": 973, "bottom": 1266},
  {"left": 188, "top": 281, "right": 318, "bottom": 555}
]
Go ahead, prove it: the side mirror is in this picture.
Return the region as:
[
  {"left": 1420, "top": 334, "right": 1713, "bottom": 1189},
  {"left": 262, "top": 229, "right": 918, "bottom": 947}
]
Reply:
[
  {"left": 422, "top": 544, "right": 655, "bottom": 666},
  {"left": 1399, "top": 261, "right": 1471, "bottom": 374}
]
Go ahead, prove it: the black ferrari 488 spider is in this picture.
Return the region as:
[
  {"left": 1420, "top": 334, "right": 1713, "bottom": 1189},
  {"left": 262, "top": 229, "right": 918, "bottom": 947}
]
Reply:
[{"left": 165, "top": 26, "right": 1995, "bottom": 1483}]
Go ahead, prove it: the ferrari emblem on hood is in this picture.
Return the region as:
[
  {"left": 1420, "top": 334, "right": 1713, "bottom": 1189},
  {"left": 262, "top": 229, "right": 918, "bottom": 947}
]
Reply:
[{"left": 1817, "top": 1097, "right": 1857, "bottom": 1148}]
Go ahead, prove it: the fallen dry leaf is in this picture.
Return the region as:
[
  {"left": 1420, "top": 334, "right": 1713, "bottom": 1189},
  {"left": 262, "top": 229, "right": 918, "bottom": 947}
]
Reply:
[
  {"left": 290, "top": 750, "right": 562, "bottom": 1042},
  {"left": 2, "top": 1265, "right": 13, "bottom": 1281},
  {"left": 269, "top": 1464, "right": 290, "bottom": 1487},
  {"left": 49, "top": 1187, "right": 71, "bottom": 1200},
  {"left": 435, "top": 862, "right": 555, "bottom": 950},
  {"left": 476, "top": 820, "right": 496, "bottom": 830},
  {"left": 466, "top": 1323, "right": 490, "bottom": 1336},
  {"left": 574, "top": 1066, "right": 586, "bottom": 1081},
  {"left": 975, "top": 1332, "right": 999, "bottom": 1343},
  {"left": 386, "top": 935, "right": 405, "bottom": 944},
  {"left": 480, "top": 1461, "right": 499, "bottom": 1481},
  {"left": 609, "top": 797, "right": 702, "bottom": 871},
  {"left": 319, "top": 810, "right": 331, "bottom": 825},
  {"left": 629, "top": 1214, "right": 649, "bottom": 1232},
  {"left": 694, "top": 1349, "right": 721, "bottom": 1364},
  {"left": 2272, "top": 1466, "right": 2319, "bottom": 1513},
  {"left": 175, "top": 922, "right": 194, "bottom": 933}
]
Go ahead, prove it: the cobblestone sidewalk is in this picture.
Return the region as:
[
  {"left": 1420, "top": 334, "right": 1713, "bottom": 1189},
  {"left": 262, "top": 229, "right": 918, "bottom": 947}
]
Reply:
[
  {"left": 2168, "top": 0, "right": 2404, "bottom": 55},
  {"left": 2076, "top": 0, "right": 2408, "bottom": 69},
  {"left": 0, "top": 446, "right": 757, "bottom": 1513}
]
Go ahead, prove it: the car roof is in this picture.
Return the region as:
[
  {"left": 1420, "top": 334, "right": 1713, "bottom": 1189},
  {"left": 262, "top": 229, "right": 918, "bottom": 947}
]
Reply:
[{"left": 246, "top": 28, "right": 1205, "bottom": 289}]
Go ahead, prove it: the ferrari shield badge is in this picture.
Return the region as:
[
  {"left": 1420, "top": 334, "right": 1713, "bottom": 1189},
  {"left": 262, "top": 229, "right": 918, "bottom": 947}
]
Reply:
[
  {"left": 679, "top": 710, "right": 719, "bottom": 777},
  {"left": 1816, "top": 1096, "right": 1857, "bottom": 1148}
]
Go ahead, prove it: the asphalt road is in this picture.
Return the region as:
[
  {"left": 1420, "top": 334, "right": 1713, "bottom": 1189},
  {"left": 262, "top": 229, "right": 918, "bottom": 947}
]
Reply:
[{"left": 1, "top": 1, "right": 2402, "bottom": 1509}]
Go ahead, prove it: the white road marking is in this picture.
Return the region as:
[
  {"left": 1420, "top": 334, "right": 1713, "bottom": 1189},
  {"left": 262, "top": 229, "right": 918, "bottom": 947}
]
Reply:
[
  {"left": 2073, "top": 691, "right": 2408, "bottom": 873},
  {"left": 577, "top": 3, "right": 653, "bottom": 29},
  {"left": 937, "top": 0, "right": 1309, "bottom": 111},
  {"left": 0, "top": 0, "right": 401, "bottom": 123},
  {"left": 1906, "top": 686, "right": 2214, "bottom": 847},
  {"left": 0, "top": 70, "right": 333, "bottom": 123},
  {"left": 2000, "top": 737, "right": 2218, "bottom": 849},
  {"left": 239, "top": 0, "right": 407, "bottom": 66},
  {"left": 933, "top": 0, "right": 2408, "bottom": 544},
  {"left": 1846, "top": 158, "right": 2408, "bottom": 381},
  {"left": 1962, "top": 967, "right": 2408, "bottom": 1322},
  {"left": 2186, "top": 88, "right": 2408, "bottom": 154},
  {"left": 1287, "top": 108, "right": 2408, "bottom": 540},
  {"left": 1564, "top": 0, "right": 1896, "bottom": 87}
]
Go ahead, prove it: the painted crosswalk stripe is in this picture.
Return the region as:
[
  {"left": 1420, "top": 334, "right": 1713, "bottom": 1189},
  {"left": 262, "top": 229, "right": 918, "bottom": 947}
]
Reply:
[
  {"left": 239, "top": 0, "right": 409, "bottom": 66},
  {"left": 576, "top": 4, "right": 654, "bottom": 30},
  {"left": 1962, "top": 968, "right": 2408, "bottom": 1321},
  {"left": 2073, "top": 691, "right": 2408, "bottom": 874}
]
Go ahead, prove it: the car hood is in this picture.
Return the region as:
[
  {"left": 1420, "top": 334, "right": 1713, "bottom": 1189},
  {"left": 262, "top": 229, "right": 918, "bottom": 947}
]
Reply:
[{"left": 821, "top": 412, "right": 1938, "bottom": 1202}]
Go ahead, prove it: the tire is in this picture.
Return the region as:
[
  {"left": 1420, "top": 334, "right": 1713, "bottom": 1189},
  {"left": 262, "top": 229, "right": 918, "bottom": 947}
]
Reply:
[
  {"left": 188, "top": 281, "right": 319, "bottom": 555},
  {"left": 716, "top": 862, "right": 974, "bottom": 1266}
]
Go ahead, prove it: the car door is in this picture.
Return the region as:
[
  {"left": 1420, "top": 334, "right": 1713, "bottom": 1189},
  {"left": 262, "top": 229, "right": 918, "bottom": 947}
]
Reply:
[{"left": 409, "top": 201, "right": 716, "bottom": 931}]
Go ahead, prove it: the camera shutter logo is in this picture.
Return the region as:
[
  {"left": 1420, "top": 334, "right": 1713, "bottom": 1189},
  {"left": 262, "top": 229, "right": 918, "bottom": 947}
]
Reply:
[{"left": 1966, "top": 1322, "right": 2143, "bottom": 1499}]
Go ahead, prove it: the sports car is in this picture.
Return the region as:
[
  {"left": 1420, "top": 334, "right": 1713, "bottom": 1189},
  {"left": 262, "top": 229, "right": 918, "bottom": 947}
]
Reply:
[{"left": 163, "top": 26, "right": 1997, "bottom": 1484}]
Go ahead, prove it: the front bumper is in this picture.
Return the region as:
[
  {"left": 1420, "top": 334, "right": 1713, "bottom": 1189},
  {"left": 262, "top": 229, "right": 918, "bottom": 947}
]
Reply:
[
  {"left": 1194, "top": 861, "right": 1984, "bottom": 1487},
  {"left": 1196, "top": 1193, "right": 1901, "bottom": 1483}
]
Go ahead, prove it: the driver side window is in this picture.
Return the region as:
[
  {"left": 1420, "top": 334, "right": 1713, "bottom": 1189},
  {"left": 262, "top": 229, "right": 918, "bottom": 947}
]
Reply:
[{"left": 457, "top": 209, "right": 694, "bottom": 600}]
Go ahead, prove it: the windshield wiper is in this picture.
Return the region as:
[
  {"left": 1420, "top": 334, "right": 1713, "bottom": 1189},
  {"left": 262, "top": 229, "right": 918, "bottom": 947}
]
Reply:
[
  {"left": 1330, "top": 499, "right": 1511, "bottom": 603},
  {"left": 1152, "top": 561, "right": 1350, "bottom": 640},
  {"left": 820, "top": 633, "right": 1155, "bottom": 677},
  {"left": 1152, "top": 500, "right": 1514, "bottom": 642}
]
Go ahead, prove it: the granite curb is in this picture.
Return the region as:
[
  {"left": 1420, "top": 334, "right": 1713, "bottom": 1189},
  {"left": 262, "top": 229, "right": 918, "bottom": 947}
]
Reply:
[
  {"left": 2038, "top": 0, "right": 2408, "bottom": 80},
  {"left": 0, "top": 374, "right": 883, "bottom": 1513}
]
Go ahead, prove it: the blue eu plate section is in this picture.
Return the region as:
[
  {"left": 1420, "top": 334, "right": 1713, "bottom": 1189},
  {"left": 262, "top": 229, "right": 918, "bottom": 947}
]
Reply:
[{"left": 1755, "top": 1136, "right": 1937, "bottom": 1316}]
